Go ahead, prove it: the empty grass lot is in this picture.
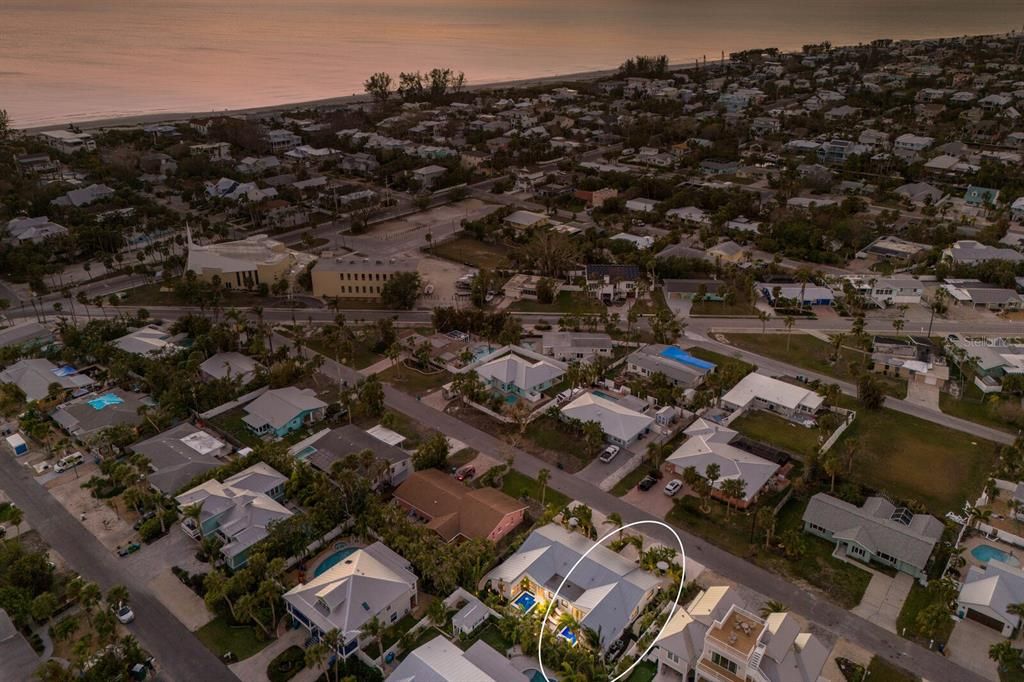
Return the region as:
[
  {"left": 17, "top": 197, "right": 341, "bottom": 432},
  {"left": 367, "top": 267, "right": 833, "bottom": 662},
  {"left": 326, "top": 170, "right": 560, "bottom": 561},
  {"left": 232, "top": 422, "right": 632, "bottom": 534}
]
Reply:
[
  {"left": 508, "top": 290, "right": 604, "bottom": 314},
  {"left": 725, "top": 333, "right": 907, "bottom": 398},
  {"left": 500, "top": 470, "right": 570, "bottom": 509},
  {"left": 730, "top": 411, "right": 823, "bottom": 458},
  {"left": 195, "top": 617, "right": 268, "bottom": 661},
  {"left": 430, "top": 237, "right": 510, "bottom": 269},
  {"left": 835, "top": 396, "right": 997, "bottom": 513},
  {"left": 939, "top": 384, "right": 1016, "bottom": 434}
]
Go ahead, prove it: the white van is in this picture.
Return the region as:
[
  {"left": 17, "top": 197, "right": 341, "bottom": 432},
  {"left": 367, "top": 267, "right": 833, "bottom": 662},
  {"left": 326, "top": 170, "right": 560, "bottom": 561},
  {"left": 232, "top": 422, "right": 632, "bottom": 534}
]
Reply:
[{"left": 54, "top": 452, "right": 84, "bottom": 473}]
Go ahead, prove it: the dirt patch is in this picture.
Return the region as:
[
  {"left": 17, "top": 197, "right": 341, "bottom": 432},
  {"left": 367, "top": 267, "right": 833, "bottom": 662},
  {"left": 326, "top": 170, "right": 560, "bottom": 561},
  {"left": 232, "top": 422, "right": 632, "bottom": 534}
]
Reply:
[
  {"left": 417, "top": 256, "right": 474, "bottom": 307},
  {"left": 45, "top": 465, "right": 138, "bottom": 552},
  {"left": 149, "top": 570, "right": 214, "bottom": 632}
]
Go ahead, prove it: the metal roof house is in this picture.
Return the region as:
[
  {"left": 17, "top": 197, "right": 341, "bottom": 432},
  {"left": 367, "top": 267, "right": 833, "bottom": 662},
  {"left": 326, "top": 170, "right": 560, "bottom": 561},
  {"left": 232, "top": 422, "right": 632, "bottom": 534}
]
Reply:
[
  {"left": 50, "top": 388, "right": 151, "bottom": 441},
  {"left": 242, "top": 387, "right": 327, "bottom": 439},
  {"left": 627, "top": 344, "right": 716, "bottom": 389},
  {"left": 720, "top": 373, "right": 824, "bottom": 424},
  {"left": 480, "top": 523, "right": 662, "bottom": 650},
  {"left": 175, "top": 462, "right": 291, "bottom": 570},
  {"left": 304, "top": 424, "right": 412, "bottom": 489},
  {"left": 386, "top": 637, "right": 522, "bottom": 682},
  {"left": 801, "top": 493, "right": 943, "bottom": 584},
  {"left": 559, "top": 391, "right": 654, "bottom": 446},
  {"left": 285, "top": 542, "right": 417, "bottom": 661},
  {"left": 462, "top": 345, "right": 567, "bottom": 404},
  {"left": 131, "top": 422, "right": 231, "bottom": 495},
  {"left": 0, "top": 358, "right": 93, "bottom": 402},
  {"left": 957, "top": 559, "right": 1024, "bottom": 637}
]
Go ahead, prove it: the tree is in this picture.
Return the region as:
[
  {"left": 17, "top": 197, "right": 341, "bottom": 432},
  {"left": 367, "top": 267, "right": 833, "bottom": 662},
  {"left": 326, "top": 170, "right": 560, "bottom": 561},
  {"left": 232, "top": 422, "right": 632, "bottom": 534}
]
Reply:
[
  {"left": 990, "top": 640, "right": 1022, "bottom": 672},
  {"left": 0, "top": 109, "right": 9, "bottom": 140},
  {"left": 7, "top": 505, "right": 23, "bottom": 542},
  {"left": 304, "top": 641, "right": 331, "bottom": 681},
  {"left": 783, "top": 316, "right": 796, "bottom": 350},
  {"left": 363, "top": 72, "right": 393, "bottom": 103},
  {"left": 361, "top": 615, "right": 386, "bottom": 665},
  {"left": 537, "top": 468, "right": 551, "bottom": 506},
  {"left": 759, "top": 600, "right": 788, "bottom": 618},
  {"left": 822, "top": 451, "right": 841, "bottom": 492},
  {"left": 757, "top": 309, "right": 772, "bottom": 334},
  {"left": 603, "top": 512, "right": 624, "bottom": 540},
  {"left": 719, "top": 478, "right": 746, "bottom": 517},
  {"left": 380, "top": 271, "right": 421, "bottom": 310},
  {"left": 413, "top": 432, "right": 450, "bottom": 470},
  {"left": 651, "top": 307, "right": 682, "bottom": 344},
  {"left": 427, "top": 599, "right": 449, "bottom": 633},
  {"left": 77, "top": 581, "right": 102, "bottom": 626},
  {"left": 857, "top": 374, "right": 885, "bottom": 410},
  {"left": 357, "top": 375, "right": 385, "bottom": 418},
  {"left": 106, "top": 585, "right": 130, "bottom": 611},
  {"left": 535, "top": 278, "right": 556, "bottom": 304},
  {"left": 581, "top": 421, "right": 605, "bottom": 459}
]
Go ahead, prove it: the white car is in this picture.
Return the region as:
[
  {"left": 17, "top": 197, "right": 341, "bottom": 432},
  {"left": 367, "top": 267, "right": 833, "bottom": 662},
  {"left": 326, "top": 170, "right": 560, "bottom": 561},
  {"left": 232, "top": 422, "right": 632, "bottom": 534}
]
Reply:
[
  {"left": 664, "top": 479, "right": 683, "bottom": 496},
  {"left": 599, "top": 445, "right": 620, "bottom": 463},
  {"left": 114, "top": 603, "right": 135, "bottom": 624}
]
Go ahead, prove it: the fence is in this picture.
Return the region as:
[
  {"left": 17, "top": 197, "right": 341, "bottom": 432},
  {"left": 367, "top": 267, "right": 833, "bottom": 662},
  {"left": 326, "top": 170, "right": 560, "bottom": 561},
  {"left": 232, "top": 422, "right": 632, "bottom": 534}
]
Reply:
[{"left": 818, "top": 406, "right": 856, "bottom": 454}]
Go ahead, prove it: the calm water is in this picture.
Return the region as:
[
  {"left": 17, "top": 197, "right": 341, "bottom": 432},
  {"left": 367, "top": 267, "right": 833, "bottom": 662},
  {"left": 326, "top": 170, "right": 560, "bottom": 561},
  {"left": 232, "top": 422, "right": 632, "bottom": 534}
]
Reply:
[{"left": 3, "top": 0, "right": 1024, "bottom": 127}]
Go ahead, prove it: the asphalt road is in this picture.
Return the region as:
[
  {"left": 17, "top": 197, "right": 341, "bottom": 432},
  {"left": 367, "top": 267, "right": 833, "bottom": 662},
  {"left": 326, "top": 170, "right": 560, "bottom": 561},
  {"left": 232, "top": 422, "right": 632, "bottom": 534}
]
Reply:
[{"left": 0, "top": 454, "right": 236, "bottom": 682}]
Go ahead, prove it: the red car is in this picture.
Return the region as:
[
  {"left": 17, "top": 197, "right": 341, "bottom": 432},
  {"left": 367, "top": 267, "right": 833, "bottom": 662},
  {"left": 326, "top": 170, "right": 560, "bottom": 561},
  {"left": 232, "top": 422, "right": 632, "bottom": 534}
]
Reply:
[{"left": 456, "top": 466, "right": 476, "bottom": 481}]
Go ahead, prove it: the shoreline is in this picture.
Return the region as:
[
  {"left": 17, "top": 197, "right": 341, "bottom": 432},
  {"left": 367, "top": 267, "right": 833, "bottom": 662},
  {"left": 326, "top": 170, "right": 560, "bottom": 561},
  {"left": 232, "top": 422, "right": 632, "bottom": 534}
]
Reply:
[{"left": 21, "top": 59, "right": 721, "bottom": 133}]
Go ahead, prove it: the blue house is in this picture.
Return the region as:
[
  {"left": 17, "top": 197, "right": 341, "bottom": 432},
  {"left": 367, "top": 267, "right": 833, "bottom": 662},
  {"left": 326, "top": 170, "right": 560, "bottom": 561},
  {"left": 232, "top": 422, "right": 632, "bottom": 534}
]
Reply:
[{"left": 242, "top": 387, "right": 327, "bottom": 439}]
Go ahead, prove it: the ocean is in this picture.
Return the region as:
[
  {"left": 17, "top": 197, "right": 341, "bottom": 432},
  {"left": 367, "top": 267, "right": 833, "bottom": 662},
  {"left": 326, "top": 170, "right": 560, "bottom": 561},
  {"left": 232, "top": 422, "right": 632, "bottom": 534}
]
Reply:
[{"left": 3, "top": 0, "right": 1023, "bottom": 128}]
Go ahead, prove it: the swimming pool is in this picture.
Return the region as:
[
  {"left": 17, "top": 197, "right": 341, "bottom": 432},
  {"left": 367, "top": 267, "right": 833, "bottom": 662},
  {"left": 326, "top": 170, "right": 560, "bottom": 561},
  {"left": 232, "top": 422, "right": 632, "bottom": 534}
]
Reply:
[
  {"left": 971, "top": 544, "right": 1021, "bottom": 567},
  {"left": 591, "top": 390, "right": 618, "bottom": 401},
  {"left": 295, "top": 445, "right": 317, "bottom": 461},
  {"left": 523, "top": 669, "right": 553, "bottom": 682},
  {"left": 513, "top": 590, "right": 537, "bottom": 614},
  {"left": 314, "top": 546, "right": 358, "bottom": 576},
  {"left": 557, "top": 626, "right": 577, "bottom": 646},
  {"left": 87, "top": 393, "right": 124, "bottom": 410}
]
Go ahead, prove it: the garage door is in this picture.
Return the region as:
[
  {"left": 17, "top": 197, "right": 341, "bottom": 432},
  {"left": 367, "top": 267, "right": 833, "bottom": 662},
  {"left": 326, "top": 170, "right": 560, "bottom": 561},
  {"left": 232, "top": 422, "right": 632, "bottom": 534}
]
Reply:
[{"left": 966, "top": 608, "right": 1006, "bottom": 631}]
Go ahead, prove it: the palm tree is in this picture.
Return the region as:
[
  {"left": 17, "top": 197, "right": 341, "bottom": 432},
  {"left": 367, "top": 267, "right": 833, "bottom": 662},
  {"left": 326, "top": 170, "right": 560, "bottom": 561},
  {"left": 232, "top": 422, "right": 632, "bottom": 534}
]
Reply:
[
  {"left": 537, "top": 468, "right": 550, "bottom": 506},
  {"left": 556, "top": 611, "right": 581, "bottom": 639},
  {"left": 427, "top": 599, "right": 449, "bottom": 633},
  {"left": 361, "top": 615, "right": 385, "bottom": 665},
  {"left": 719, "top": 478, "right": 746, "bottom": 517},
  {"left": 989, "top": 640, "right": 1022, "bottom": 672},
  {"left": 756, "top": 507, "right": 777, "bottom": 548},
  {"left": 304, "top": 641, "right": 331, "bottom": 681},
  {"left": 105, "top": 585, "right": 130, "bottom": 610},
  {"left": 77, "top": 581, "right": 101, "bottom": 626},
  {"left": 757, "top": 309, "right": 772, "bottom": 334},
  {"left": 822, "top": 451, "right": 841, "bottom": 492},
  {"left": 7, "top": 505, "right": 23, "bottom": 542},
  {"left": 783, "top": 316, "right": 796, "bottom": 350},
  {"left": 759, "top": 600, "right": 788, "bottom": 618},
  {"left": 603, "top": 512, "right": 624, "bottom": 540}
]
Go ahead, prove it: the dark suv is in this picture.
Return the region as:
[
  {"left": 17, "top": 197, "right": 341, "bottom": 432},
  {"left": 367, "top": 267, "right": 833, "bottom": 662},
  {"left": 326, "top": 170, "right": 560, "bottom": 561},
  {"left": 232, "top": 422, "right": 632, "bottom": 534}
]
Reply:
[{"left": 637, "top": 474, "right": 658, "bottom": 491}]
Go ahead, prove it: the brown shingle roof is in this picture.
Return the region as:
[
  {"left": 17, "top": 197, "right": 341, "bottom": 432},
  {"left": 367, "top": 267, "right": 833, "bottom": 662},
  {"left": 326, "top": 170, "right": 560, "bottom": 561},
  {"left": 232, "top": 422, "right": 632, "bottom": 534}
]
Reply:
[{"left": 394, "top": 469, "right": 527, "bottom": 542}]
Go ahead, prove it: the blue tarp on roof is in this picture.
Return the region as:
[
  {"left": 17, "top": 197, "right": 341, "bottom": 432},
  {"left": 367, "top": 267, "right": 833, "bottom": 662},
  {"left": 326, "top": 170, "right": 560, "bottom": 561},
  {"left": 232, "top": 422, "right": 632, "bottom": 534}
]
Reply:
[
  {"left": 51, "top": 365, "right": 78, "bottom": 377},
  {"left": 660, "top": 346, "right": 716, "bottom": 371}
]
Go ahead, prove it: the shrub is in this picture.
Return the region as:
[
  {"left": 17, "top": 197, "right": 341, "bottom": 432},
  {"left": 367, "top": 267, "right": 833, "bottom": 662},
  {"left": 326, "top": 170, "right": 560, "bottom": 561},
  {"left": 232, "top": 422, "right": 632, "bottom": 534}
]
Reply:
[{"left": 267, "top": 645, "right": 306, "bottom": 682}]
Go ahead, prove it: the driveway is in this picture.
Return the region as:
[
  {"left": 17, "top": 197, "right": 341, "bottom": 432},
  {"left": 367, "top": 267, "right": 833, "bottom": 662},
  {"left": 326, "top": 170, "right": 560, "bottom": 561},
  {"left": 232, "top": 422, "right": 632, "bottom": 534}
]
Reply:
[
  {"left": 906, "top": 380, "right": 941, "bottom": 411},
  {"left": 851, "top": 571, "right": 913, "bottom": 634},
  {"left": 947, "top": 619, "right": 1001, "bottom": 681},
  {"left": 229, "top": 627, "right": 305, "bottom": 682}
]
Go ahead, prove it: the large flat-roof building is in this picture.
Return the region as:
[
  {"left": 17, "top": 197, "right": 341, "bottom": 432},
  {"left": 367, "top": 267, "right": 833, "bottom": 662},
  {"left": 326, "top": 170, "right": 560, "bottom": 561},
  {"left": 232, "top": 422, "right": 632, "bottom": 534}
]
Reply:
[
  {"left": 310, "top": 255, "right": 419, "bottom": 300},
  {"left": 187, "top": 230, "right": 315, "bottom": 290}
]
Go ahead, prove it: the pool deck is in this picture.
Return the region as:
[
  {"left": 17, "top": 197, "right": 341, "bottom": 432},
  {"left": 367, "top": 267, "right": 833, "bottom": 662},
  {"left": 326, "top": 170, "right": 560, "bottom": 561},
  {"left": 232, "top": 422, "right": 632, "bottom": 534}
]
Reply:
[{"left": 963, "top": 534, "right": 1022, "bottom": 570}]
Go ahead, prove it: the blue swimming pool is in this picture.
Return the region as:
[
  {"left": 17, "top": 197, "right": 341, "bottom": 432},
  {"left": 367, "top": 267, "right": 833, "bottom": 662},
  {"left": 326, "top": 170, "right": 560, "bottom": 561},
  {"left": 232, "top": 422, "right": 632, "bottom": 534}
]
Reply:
[
  {"left": 523, "top": 669, "right": 553, "bottom": 682},
  {"left": 295, "top": 445, "right": 317, "bottom": 461},
  {"left": 972, "top": 544, "right": 1021, "bottom": 567},
  {"left": 314, "top": 546, "right": 358, "bottom": 576},
  {"left": 513, "top": 591, "right": 537, "bottom": 613},
  {"left": 591, "top": 390, "right": 618, "bottom": 401},
  {"left": 87, "top": 393, "right": 124, "bottom": 410},
  {"left": 558, "top": 626, "right": 577, "bottom": 646}
]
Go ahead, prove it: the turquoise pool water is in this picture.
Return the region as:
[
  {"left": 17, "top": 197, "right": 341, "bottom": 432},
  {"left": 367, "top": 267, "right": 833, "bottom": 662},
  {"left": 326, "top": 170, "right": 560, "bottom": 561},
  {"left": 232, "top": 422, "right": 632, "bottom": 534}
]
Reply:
[
  {"left": 513, "top": 591, "right": 537, "bottom": 613},
  {"left": 591, "top": 390, "right": 618, "bottom": 401},
  {"left": 295, "top": 445, "right": 317, "bottom": 461},
  {"left": 523, "top": 669, "right": 552, "bottom": 682},
  {"left": 88, "top": 393, "right": 124, "bottom": 410},
  {"left": 314, "top": 546, "right": 357, "bottom": 576},
  {"left": 971, "top": 544, "right": 1021, "bottom": 567}
]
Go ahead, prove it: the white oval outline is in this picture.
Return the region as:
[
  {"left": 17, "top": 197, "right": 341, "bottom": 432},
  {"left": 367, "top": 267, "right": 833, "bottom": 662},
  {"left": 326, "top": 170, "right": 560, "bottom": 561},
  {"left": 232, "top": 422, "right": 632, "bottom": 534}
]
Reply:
[{"left": 535, "top": 519, "right": 686, "bottom": 682}]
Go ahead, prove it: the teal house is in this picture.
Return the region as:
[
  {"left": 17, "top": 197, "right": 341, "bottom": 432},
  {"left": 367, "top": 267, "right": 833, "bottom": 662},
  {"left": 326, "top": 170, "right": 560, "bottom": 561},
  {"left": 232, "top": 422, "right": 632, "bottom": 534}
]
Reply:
[{"left": 242, "top": 386, "right": 327, "bottom": 439}]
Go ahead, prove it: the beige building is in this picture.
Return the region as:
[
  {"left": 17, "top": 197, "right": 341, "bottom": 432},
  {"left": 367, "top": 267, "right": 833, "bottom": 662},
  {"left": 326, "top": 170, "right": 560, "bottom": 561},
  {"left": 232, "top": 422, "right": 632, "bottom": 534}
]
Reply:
[
  {"left": 186, "top": 230, "right": 315, "bottom": 290},
  {"left": 311, "top": 254, "right": 419, "bottom": 300}
]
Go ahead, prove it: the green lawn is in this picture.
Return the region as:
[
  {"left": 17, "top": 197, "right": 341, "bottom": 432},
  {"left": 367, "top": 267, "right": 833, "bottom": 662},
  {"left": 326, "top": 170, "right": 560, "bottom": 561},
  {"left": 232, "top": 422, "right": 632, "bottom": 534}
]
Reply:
[
  {"left": 939, "top": 385, "right": 1016, "bottom": 434},
  {"left": 896, "top": 583, "right": 955, "bottom": 647},
  {"left": 501, "top": 470, "right": 570, "bottom": 509},
  {"left": 624, "top": 660, "right": 658, "bottom": 682},
  {"left": 691, "top": 299, "right": 758, "bottom": 316},
  {"left": 866, "top": 657, "right": 920, "bottom": 682},
  {"left": 430, "top": 237, "right": 511, "bottom": 269},
  {"left": 195, "top": 617, "right": 269, "bottom": 661},
  {"left": 456, "top": 621, "right": 511, "bottom": 653},
  {"left": 686, "top": 347, "right": 755, "bottom": 374},
  {"left": 396, "top": 627, "right": 443, "bottom": 662},
  {"left": 364, "top": 613, "right": 418, "bottom": 657},
  {"left": 300, "top": 333, "right": 381, "bottom": 370},
  {"left": 508, "top": 290, "right": 603, "bottom": 314},
  {"left": 835, "top": 396, "right": 998, "bottom": 513},
  {"left": 611, "top": 462, "right": 657, "bottom": 497},
  {"left": 726, "top": 333, "right": 907, "bottom": 398},
  {"left": 666, "top": 495, "right": 871, "bottom": 608},
  {"left": 730, "top": 411, "right": 823, "bottom": 458},
  {"left": 377, "top": 364, "right": 452, "bottom": 395},
  {"left": 447, "top": 448, "right": 477, "bottom": 469}
]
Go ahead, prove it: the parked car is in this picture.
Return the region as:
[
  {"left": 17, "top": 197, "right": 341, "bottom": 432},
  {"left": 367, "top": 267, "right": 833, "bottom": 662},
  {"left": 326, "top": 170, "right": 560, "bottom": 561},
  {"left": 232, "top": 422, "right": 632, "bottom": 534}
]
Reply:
[
  {"left": 117, "top": 543, "right": 141, "bottom": 557},
  {"left": 637, "top": 474, "right": 658, "bottom": 491},
  {"left": 599, "top": 445, "right": 620, "bottom": 463},
  {"left": 54, "top": 452, "right": 84, "bottom": 473},
  {"left": 113, "top": 603, "right": 135, "bottom": 624},
  {"left": 664, "top": 479, "right": 683, "bottom": 496},
  {"left": 456, "top": 466, "right": 476, "bottom": 481},
  {"left": 132, "top": 511, "right": 156, "bottom": 530}
]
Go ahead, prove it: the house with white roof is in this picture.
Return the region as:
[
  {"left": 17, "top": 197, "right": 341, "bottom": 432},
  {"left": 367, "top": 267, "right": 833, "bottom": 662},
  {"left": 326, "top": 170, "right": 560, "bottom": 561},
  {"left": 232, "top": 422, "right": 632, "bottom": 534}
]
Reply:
[
  {"left": 4, "top": 216, "right": 68, "bottom": 245},
  {"left": 242, "top": 387, "right": 327, "bottom": 439},
  {"left": 480, "top": 523, "right": 662, "bottom": 650},
  {"left": 386, "top": 637, "right": 522, "bottom": 682},
  {"left": 537, "top": 331, "right": 614, "bottom": 363},
  {"left": 665, "top": 419, "right": 782, "bottom": 508},
  {"left": 560, "top": 391, "right": 653, "bottom": 447},
  {"left": 943, "top": 240, "right": 1024, "bottom": 265},
  {"left": 957, "top": 559, "right": 1024, "bottom": 637},
  {"left": 112, "top": 324, "right": 187, "bottom": 356},
  {"left": 199, "top": 352, "right": 260, "bottom": 384},
  {"left": 38, "top": 130, "right": 95, "bottom": 154},
  {"left": 284, "top": 542, "right": 417, "bottom": 660},
  {"left": 463, "top": 345, "right": 566, "bottom": 404},
  {"left": 653, "top": 586, "right": 828, "bottom": 682},
  {"left": 720, "top": 373, "right": 824, "bottom": 424},
  {"left": 175, "top": 462, "right": 291, "bottom": 570}
]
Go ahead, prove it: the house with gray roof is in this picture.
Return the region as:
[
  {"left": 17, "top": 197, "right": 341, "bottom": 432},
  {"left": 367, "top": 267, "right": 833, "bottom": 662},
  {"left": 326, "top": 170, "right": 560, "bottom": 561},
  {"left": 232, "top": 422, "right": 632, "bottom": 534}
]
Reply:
[
  {"left": 0, "top": 321, "right": 53, "bottom": 351},
  {"left": 957, "top": 559, "right": 1024, "bottom": 637},
  {"left": 461, "top": 345, "right": 566, "bottom": 404},
  {"left": 51, "top": 183, "right": 115, "bottom": 208},
  {"left": 0, "top": 358, "right": 93, "bottom": 401},
  {"left": 50, "top": 388, "right": 151, "bottom": 441},
  {"left": 537, "top": 331, "right": 614, "bottom": 363},
  {"left": 480, "top": 523, "right": 662, "bottom": 649},
  {"left": 386, "top": 638, "right": 522, "bottom": 682},
  {"left": 285, "top": 542, "right": 417, "bottom": 661},
  {"left": 175, "top": 461, "right": 291, "bottom": 570},
  {"left": 199, "top": 352, "right": 260, "bottom": 384},
  {"left": 113, "top": 324, "right": 187, "bottom": 356},
  {"left": 242, "top": 387, "right": 326, "bottom": 439},
  {"left": 131, "top": 422, "right": 232, "bottom": 494},
  {"left": 303, "top": 424, "right": 411, "bottom": 488},
  {"left": 0, "top": 608, "right": 39, "bottom": 682},
  {"left": 802, "top": 493, "right": 943, "bottom": 583},
  {"left": 5, "top": 216, "right": 68, "bottom": 244},
  {"left": 627, "top": 344, "right": 716, "bottom": 389},
  {"left": 943, "top": 240, "right": 1024, "bottom": 265}
]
